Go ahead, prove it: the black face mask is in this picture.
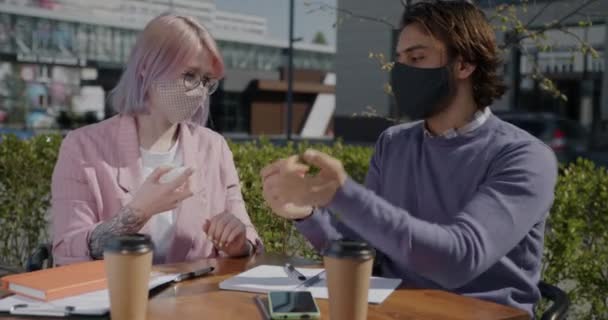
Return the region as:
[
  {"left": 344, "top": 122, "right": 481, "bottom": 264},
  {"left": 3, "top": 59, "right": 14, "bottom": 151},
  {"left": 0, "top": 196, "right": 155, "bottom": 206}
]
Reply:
[{"left": 390, "top": 62, "right": 454, "bottom": 120}]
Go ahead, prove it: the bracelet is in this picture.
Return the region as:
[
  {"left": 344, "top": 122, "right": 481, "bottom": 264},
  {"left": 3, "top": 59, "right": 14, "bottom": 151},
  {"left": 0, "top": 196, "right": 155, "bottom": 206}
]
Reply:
[{"left": 294, "top": 207, "right": 315, "bottom": 222}]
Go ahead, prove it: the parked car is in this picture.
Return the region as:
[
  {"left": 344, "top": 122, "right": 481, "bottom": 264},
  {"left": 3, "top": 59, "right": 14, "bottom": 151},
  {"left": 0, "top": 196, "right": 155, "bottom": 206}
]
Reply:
[
  {"left": 495, "top": 111, "right": 589, "bottom": 163},
  {"left": 0, "top": 128, "right": 35, "bottom": 141}
]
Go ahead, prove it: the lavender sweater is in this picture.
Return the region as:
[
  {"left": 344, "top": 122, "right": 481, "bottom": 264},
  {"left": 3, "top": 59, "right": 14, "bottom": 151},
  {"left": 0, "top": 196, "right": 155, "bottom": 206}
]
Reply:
[{"left": 296, "top": 114, "right": 557, "bottom": 316}]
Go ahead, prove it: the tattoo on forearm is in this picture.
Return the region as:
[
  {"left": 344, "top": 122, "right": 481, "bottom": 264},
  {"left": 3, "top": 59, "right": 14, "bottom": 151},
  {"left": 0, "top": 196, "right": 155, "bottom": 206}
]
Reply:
[{"left": 88, "top": 206, "right": 148, "bottom": 259}]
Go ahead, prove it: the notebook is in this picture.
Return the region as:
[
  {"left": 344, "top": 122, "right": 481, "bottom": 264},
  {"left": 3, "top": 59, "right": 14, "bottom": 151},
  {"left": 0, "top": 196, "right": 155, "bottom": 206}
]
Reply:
[
  {"left": 1, "top": 261, "right": 106, "bottom": 301},
  {"left": 0, "top": 272, "right": 179, "bottom": 317},
  {"left": 219, "top": 265, "right": 402, "bottom": 304}
]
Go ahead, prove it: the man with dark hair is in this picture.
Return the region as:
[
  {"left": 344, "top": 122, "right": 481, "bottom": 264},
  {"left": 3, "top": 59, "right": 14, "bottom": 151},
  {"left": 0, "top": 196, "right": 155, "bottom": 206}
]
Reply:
[{"left": 261, "top": 0, "right": 557, "bottom": 316}]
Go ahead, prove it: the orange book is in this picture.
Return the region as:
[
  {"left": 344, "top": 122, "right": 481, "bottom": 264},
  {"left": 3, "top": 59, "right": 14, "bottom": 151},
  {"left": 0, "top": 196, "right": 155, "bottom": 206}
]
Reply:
[{"left": 0, "top": 260, "right": 107, "bottom": 301}]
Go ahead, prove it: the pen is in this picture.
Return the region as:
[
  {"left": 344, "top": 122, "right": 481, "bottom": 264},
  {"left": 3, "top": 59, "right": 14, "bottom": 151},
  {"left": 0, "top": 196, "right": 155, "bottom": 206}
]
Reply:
[
  {"left": 284, "top": 263, "right": 307, "bottom": 282},
  {"left": 149, "top": 266, "right": 215, "bottom": 299},
  {"left": 174, "top": 266, "right": 215, "bottom": 283},
  {"left": 295, "top": 270, "right": 326, "bottom": 289},
  {"left": 10, "top": 304, "right": 75, "bottom": 317}
]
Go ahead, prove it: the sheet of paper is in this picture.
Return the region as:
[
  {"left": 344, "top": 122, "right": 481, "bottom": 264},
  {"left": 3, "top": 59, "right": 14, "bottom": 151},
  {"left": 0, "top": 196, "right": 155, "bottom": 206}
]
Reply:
[
  {"left": 219, "top": 265, "right": 402, "bottom": 304},
  {"left": 220, "top": 265, "right": 323, "bottom": 293}
]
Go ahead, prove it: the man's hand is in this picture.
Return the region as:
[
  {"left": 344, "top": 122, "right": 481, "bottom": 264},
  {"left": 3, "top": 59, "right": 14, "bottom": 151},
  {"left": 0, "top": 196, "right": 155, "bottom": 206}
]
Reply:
[{"left": 260, "top": 149, "right": 347, "bottom": 220}]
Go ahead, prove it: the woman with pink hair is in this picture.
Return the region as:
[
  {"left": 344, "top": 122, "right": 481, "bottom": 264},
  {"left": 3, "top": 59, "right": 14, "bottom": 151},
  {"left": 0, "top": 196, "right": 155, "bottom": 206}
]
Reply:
[{"left": 50, "top": 14, "right": 261, "bottom": 265}]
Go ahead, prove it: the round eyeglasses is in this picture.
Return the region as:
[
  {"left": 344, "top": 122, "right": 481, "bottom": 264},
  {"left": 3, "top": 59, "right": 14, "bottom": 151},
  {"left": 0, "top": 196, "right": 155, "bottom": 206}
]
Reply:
[{"left": 182, "top": 72, "right": 219, "bottom": 95}]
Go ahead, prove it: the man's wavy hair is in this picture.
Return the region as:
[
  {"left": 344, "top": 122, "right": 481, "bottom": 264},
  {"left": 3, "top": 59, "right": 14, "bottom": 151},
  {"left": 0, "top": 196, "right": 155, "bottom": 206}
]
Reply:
[{"left": 401, "top": 0, "right": 507, "bottom": 108}]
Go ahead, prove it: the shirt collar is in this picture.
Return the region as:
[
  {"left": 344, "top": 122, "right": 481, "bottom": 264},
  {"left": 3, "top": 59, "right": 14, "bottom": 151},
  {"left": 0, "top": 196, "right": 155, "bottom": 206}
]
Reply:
[{"left": 424, "top": 107, "right": 491, "bottom": 139}]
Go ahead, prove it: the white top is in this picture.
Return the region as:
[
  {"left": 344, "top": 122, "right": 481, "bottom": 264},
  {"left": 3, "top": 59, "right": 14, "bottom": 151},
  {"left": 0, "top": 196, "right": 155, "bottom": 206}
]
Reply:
[{"left": 140, "top": 140, "right": 183, "bottom": 264}]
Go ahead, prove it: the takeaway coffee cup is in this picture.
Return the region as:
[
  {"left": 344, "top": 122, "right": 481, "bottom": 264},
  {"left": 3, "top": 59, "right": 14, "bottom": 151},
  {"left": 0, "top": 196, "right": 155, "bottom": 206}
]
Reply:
[
  {"left": 322, "top": 240, "right": 375, "bottom": 320},
  {"left": 104, "top": 234, "right": 153, "bottom": 320}
]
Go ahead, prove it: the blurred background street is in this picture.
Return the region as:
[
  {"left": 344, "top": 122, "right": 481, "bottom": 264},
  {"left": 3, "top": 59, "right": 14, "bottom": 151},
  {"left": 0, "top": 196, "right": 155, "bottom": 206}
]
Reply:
[{"left": 0, "top": 0, "right": 606, "bottom": 166}]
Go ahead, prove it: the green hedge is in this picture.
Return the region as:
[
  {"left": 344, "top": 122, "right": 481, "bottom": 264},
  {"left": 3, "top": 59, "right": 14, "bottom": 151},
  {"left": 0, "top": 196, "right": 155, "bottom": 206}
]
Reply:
[
  {"left": 0, "top": 135, "right": 606, "bottom": 318},
  {"left": 542, "top": 159, "right": 608, "bottom": 318},
  {"left": 0, "top": 135, "right": 61, "bottom": 268}
]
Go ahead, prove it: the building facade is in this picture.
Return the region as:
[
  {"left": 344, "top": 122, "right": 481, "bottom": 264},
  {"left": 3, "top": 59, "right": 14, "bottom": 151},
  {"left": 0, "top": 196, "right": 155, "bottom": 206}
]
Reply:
[{"left": 0, "top": 0, "right": 336, "bottom": 134}]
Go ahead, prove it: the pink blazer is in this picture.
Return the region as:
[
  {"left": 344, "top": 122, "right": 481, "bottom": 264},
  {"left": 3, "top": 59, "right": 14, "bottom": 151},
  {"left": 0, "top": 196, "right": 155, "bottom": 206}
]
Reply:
[{"left": 51, "top": 115, "right": 261, "bottom": 265}]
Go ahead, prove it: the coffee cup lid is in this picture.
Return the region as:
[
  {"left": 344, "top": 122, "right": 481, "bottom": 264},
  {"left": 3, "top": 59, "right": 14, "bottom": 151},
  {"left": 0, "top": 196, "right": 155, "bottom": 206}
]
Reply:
[
  {"left": 104, "top": 234, "right": 153, "bottom": 254},
  {"left": 322, "top": 240, "right": 375, "bottom": 260}
]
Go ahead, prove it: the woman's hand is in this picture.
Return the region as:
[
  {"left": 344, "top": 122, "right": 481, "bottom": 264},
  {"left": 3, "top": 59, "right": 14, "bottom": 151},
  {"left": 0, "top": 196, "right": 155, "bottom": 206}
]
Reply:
[
  {"left": 203, "top": 212, "right": 251, "bottom": 257},
  {"left": 128, "top": 166, "right": 194, "bottom": 219}
]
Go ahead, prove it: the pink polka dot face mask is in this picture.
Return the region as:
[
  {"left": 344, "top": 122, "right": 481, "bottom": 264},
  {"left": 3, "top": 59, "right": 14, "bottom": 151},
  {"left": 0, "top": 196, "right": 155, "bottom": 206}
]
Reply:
[{"left": 151, "top": 79, "right": 206, "bottom": 124}]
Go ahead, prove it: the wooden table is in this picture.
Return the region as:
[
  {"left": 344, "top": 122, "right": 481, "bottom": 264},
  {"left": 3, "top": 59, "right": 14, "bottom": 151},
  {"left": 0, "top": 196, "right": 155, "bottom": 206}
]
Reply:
[
  {"left": 149, "top": 254, "right": 529, "bottom": 320},
  {"left": 3, "top": 254, "right": 530, "bottom": 320}
]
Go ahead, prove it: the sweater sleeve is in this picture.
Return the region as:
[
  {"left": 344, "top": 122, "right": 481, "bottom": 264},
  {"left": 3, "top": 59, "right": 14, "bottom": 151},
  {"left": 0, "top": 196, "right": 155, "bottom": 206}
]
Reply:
[
  {"left": 325, "top": 140, "right": 557, "bottom": 289},
  {"left": 295, "top": 131, "right": 387, "bottom": 251}
]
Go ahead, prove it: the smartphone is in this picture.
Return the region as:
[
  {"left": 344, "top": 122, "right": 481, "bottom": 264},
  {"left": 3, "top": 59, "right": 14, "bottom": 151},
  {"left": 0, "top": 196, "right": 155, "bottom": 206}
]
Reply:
[{"left": 267, "top": 291, "right": 320, "bottom": 319}]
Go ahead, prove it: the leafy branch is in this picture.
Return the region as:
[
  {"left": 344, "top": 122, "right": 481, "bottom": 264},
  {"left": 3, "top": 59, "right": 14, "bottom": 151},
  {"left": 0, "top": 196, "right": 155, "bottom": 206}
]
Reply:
[
  {"left": 303, "top": 1, "right": 396, "bottom": 29},
  {"left": 491, "top": 0, "right": 601, "bottom": 101},
  {"left": 500, "top": 0, "right": 601, "bottom": 49},
  {"left": 522, "top": 1, "right": 556, "bottom": 30},
  {"left": 304, "top": 0, "right": 601, "bottom": 105},
  {"left": 557, "top": 27, "right": 600, "bottom": 59}
]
